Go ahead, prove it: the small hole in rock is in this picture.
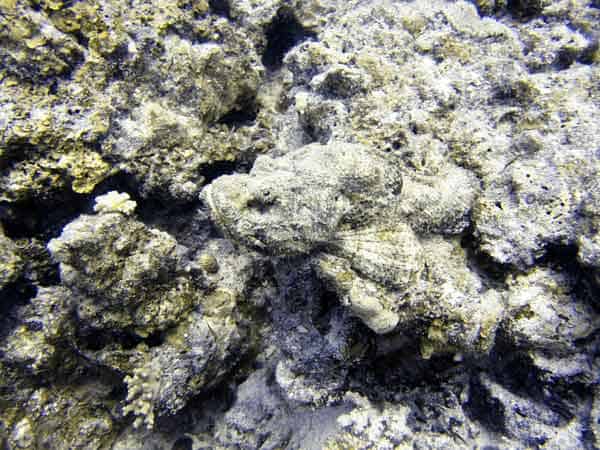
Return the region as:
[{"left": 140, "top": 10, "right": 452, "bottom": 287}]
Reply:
[
  {"left": 217, "top": 96, "right": 258, "bottom": 128},
  {"left": 262, "top": 8, "right": 317, "bottom": 71},
  {"left": 172, "top": 436, "right": 193, "bottom": 450},
  {"left": 209, "top": 0, "right": 230, "bottom": 18},
  {"left": 198, "top": 160, "right": 239, "bottom": 184},
  {"left": 506, "top": 0, "right": 544, "bottom": 19}
]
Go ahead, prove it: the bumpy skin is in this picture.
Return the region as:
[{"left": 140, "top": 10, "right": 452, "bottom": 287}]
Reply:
[
  {"left": 203, "top": 141, "right": 501, "bottom": 356},
  {"left": 202, "top": 142, "right": 403, "bottom": 255}
]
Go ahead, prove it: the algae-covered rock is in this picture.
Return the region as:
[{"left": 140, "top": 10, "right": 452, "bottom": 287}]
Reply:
[
  {"left": 47, "top": 192, "right": 199, "bottom": 336},
  {"left": 0, "top": 0, "right": 274, "bottom": 206},
  {"left": 0, "top": 229, "right": 22, "bottom": 289},
  {"left": 1, "top": 286, "right": 74, "bottom": 377},
  {"left": 0, "top": 78, "right": 112, "bottom": 202},
  {"left": 505, "top": 268, "right": 600, "bottom": 353},
  {"left": 4, "top": 383, "right": 118, "bottom": 450},
  {"left": 102, "top": 28, "right": 268, "bottom": 201}
]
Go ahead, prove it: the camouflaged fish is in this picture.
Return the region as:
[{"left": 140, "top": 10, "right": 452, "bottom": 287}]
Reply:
[
  {"left": 201, "top": 142, "right": 423, "bottom": 333},
  {"left": 201, "top": 142, "right": 405, "bottom": 256},
  {"left": 201, "top": 141, "right": 499, "bottom": 349}
]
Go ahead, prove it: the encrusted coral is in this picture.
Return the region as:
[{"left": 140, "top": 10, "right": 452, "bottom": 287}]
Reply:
[
  {"left": 92, "top": 190, "right": 137, "bottom": 215},
  {"left": 0, "top": 229, "right": 22, "bottom": 289},
  {"left": 48, "top": 192, "right": 199, "bottom": 336}
]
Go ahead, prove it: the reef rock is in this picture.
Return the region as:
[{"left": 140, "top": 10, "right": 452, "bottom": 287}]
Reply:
[
  {"left": 2, "top": 0, "right": 600, "bottom": 448},
  {"left": 48, "top": 192, "right": 199, "bottom": 336}
]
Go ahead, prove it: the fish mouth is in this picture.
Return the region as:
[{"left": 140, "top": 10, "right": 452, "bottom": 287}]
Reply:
[
  {"left": 242, "top": 235, "right": 267, "bottom": 252},
  {"left": 201, "top": 184, "right": 234, "bottom": 237},
  {"left": 202, "top": 184, "right": 267, "bottom": 252},
  {"left": 200, "top": 184, "right": 223, "bottom": 224}
]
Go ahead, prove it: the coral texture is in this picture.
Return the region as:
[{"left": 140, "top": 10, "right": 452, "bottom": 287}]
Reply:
[{"left": 1, "top": 0, "right": 599, "bottom": 448}]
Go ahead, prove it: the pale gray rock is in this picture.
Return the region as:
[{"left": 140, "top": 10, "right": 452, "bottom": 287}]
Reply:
[{"left": 505, "top": 268, "right": 600, "bottom": 354}]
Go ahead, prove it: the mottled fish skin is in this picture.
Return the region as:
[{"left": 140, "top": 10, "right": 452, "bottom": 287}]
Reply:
[
  {"left": 327, "top": 223, "right": 424, "bottom": 290},
  {"left": 201, "top": 142, "right": 403, "bottom": 256}
]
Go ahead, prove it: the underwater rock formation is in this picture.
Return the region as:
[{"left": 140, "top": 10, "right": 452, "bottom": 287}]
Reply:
[{"left": 1, "top": 0, "right": 599, "bottom": 448}]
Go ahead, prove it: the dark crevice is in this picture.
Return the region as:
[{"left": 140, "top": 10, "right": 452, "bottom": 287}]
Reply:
[
  {"left": 312, "top": 287, "right": 339, "bottom": 336},
  {"left": 0, "top": 281, "right": 38, "bottom": 340},
  {"left": 464, "top": 374, "right": 507, "bottom": 434},
  {"left": 347, "top": 336, "right": 461, "bottom": 402},
  {"left": 77, "top": 327, "right": 165, "bottom": 352},
  {"left": 198, "top": 160, "right": 239, "bottom": 184},
  {"left": 554, "top": 47, "right": 580, "bottom": 70},
  {"left": 14, "top": 238, "right": 60, "bottom": 287},
  {"left": 0, "top": 169, "right": 147, "bottom": 241},
  {"left": 198, "top": 149, "right": 259, "bottom": 186},
  {"left": 218, "top": 108, "right": 257, "bottom": 128},
  {"left": 535, "top": 243, "right": 579, "bottom": 273},
  {"left": 0, "top": 192, "right": 90, "bottom": 241},
  {"left": 505, "top": 0, "right": 544, "bottom": 19},
  {"left": 209, "top": 0, "right": 231, "bottom": 18},
  {"left": 155, "top": 375, "right": 239, "bottom": 434},
  {"left": 460, "top": 227, "right": 513, "bottom": 283},
  {"left": 92, "top": 171, "right": 218, "bottom": 247},
  {"left": 262, "top": 8, "right": 317, "bottom": 71},
  {"left": 172, "top": 436, "right": 193, "bottom": 450},
  {"left": 48, "top": 79, "right": 58, "bottom": 94},
  {"left": 489, "top": 335, "right": 544, "bottom": 399},
  {"left": 525, "top": 37, "right": 597, "bottom": 73},
  {"left": 578, "top": 40, "right": 599, "bottom": 65},
  {"left": 0, "top": 143, "right": 42, "bottom": 170},
  {"left": 217, "top": 96, "right": 258, "bottom": 129},
  {"left": 90, "top": 171, "right": 141, "bottom": 202},
  {"left": 72, "top": 30, "right": 90, "bottom": 48},
  {"left": 536, "top": 242, "right": 600, "bottom": 312},
  {"left": 300, "top": 117, "right": 332, "bottom": 145},
  {"left": 489, "top": 332, "right": 586, "bottom": 423}
]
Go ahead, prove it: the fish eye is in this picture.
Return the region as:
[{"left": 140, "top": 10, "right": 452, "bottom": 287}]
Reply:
[{"left": 260, "top": 189, "right": 276, "bottom": 204}]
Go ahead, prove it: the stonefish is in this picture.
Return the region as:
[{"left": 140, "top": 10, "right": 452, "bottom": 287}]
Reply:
[{"left": 202, "top": 142, "right": 501, "bottom": 354}]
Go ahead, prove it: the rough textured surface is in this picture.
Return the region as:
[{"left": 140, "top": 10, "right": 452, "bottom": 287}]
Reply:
[{"left": 1, "top": 0, "right": 600, "bottom": 448}]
